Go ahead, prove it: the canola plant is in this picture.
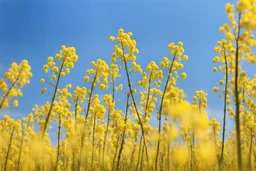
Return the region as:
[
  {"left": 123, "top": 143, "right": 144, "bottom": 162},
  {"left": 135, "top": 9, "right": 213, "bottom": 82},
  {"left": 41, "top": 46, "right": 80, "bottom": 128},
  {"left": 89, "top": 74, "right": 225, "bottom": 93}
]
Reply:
[{"left": 1, "top": 0, "right": 256, "bottom": 170}]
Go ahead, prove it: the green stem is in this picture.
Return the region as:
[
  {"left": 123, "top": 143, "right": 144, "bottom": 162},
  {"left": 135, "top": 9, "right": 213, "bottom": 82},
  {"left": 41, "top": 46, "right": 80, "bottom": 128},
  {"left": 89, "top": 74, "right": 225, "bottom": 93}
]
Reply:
[
  {"left": 234, "top": 12, "right": 242, "bottom": 171},
  {"left": 167, "top": 141, "right": 170, "bottom": 171},
  {"left": 112, "top": 135, "right": 120, "bottom": 171},
  {"left": 91, "top": 111, "right": 97, "bottom": 171},
  {"left": 136, "top": 135, "right": 143, "bottom": 171},
  {"left": 129, "top": 136, "right": 137, "bottom": 170},
  {"left": 190, "top": 138, "right": 193, "bottom": 171},
  {"left": 17, "top": 119, "right": 31, "bottom": 171},
  {"left": 248, "top": 128, "right": 253, "bottom": 171},
  {"left": 0, "top": 71, "right": 21, "bottom": 111},
  {"left": 122, "top": 48, "right": 150, "bottom": 170},
  {"left": 42, "top": 56, "right": 66, "bottom": 136},
  {"left": 220, "top": 47, "right": 229, "bottom": 169},
  {"left": 140, "top": 142, "right": 145, "bottom": 171},
  {"left": 78, "top": 72, "right": 97, "bottom": 171},
  {"left": 74, "top": 98, "right": 78, "bottom": 130},
  {"left": 155, "top": 54, "right": 176, "bottom": 171},
  {"left": 116, "top": 93, "right": 130, "bottom": 171},
  {"left": 4, "top": 126, "right": 15, "bottom": 171},
  {"left": 102, "top": 75, "right": 114, "bottom": 170},
  {"left": 55, "top": 114, "right": 61, "bottom": 171}
]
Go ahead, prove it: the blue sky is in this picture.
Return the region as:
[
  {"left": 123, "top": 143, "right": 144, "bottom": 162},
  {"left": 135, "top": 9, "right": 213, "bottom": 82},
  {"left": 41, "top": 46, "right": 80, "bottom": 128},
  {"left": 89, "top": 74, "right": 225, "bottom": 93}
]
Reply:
[{"left": 0, "top": 0, "right": 241, "bottom": 140}]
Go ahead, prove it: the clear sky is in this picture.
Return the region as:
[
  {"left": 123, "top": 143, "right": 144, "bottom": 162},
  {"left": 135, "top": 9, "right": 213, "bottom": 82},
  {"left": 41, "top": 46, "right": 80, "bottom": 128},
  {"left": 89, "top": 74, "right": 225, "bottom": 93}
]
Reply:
[{"left": 0, "top": 0, "right": 242, "bottom": 140}]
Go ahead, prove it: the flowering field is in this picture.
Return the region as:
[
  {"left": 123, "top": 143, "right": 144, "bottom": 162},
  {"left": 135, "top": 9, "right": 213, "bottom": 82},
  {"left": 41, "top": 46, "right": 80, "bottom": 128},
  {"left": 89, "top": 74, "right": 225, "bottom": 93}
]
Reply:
[{"left": 0, "top": 0, "right": 256, "bottom": 171}]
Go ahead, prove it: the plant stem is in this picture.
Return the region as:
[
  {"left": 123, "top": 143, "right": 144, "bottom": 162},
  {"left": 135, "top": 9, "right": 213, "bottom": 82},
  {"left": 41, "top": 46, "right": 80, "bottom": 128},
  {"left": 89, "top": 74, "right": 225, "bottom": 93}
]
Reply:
[
  {"left": 102, "top": 108, "right": 110, "bottom": 170},
  {"left": 74, "top": 98, "right": 78, "bottom": 130},
  {"left": 122, "top": 47, "right": 150, "bottom": 170},
  {"left": 91, "top": 111, "right": 97, "bottom": 171},
  {"left": 129, "top": 136, "right": 137, "bottom": 170},
  {"left": 17, "top": 119, "right": 31, "bottom": 171},
  {"left": 190, "top": 139, "right": 193, "bottom": 171},
  {"left": 116, "top": 93, "right": 130, "bottom": 171},
  {"left": 234, "top": 12, "right": 242, "bottom": 171},
  {"left": 167, "top": 141, "right": 170, "bottom": 171},
  {"left": 248, "top": 128, "right": 253, "bottom": 171},
  {"left": 136, "top": 135, "right": 143, "bottom": 171},
  {"left": 55, "top": 114, "right": 61, "bottom": 171},
  {"left": 0, "top": 71, "right": 21, "bottom": 110},
  {"left": 42, "top": 56, "right": 66, "bottom": 136},
  {"left": 102, "top": 75, "right": 115, "bottom": 170},
  {"left": 112, "top": 135, "right": 120, "bottom": 171},
  {"left": 220, "top": 47, "right": 229, "bottom": 169},
  {"left": 78, "top": 72, "right": 97, "bottom": 171},
  {"left": 4, "top": 126, "right": 15, "bottom": 171},
  {"left": 155, "top": 55, "right": 176, "bottom": 170},
  {"left": 72, "top": 150, "right": 75, "bottom": 171},
  {"left": 140, "top": 142, "right": 145, "bottom": 171}
]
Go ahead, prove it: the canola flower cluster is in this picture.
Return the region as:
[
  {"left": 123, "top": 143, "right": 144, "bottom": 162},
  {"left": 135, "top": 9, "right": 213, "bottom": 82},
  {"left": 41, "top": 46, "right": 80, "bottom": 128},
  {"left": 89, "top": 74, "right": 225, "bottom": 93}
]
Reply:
[{"left": 1, "top": 0, "right": 256, "bottom": 171}]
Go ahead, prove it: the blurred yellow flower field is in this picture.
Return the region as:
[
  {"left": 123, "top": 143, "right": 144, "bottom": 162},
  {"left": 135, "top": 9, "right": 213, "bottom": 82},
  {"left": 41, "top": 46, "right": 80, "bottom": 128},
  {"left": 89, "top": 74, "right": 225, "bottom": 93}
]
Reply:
[{"left": 1, "top": 0, "right": 256, "bottom": 171}]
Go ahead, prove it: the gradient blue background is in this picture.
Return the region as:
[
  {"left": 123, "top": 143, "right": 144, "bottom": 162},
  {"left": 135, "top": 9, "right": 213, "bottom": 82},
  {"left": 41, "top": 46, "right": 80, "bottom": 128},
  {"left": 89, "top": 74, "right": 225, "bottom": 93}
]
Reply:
[{"left": 1, "top": 0, "right": 246, "bottom": 143}]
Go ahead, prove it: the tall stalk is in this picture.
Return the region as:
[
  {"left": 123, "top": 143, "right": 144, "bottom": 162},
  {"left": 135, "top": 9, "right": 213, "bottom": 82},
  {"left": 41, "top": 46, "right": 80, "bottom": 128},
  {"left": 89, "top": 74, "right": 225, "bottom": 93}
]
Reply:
[
  {"left": 129, "top": 135, "right": 138, "bottom": 170},
  {"left": 136, "top": 135, "right": 143, "bottom": 171},
  {"left": 155, "top": 54, "right": 176, "bottom": 170},
  {"left": 248, "top": 128, "right": 253, "bottom": 171},
  {"left": 112, "top": 135, "right": 120, "bottom": 171},
  {"left": 78, "top": 72, "right": 97, "bottom": 171},
  {"left": 140, "top": 76, "right": 153, "bottom": 171},
  {"left": 17, "top": 118, "right": 31, "bottom": 171},
  {"left": 72, "top": 98, "right": 78, "bottom": 170},
  {"left": 72, "top": 150, "right": 75, "bottom": 171},
  {"left": 213, "top": 127, "right": 217, "bottom": 157},
  {"left": 102, "top": 108, "right": 110, "bottom": 170},
  {"left": 91, "top": 111, "right": 97, "bottom": 171},
  {"left": 74, "top": 98, "right": 78, "bottom": 130},
  {"left": 122, "top": 45, "right": 150, "bottom": 170},
  {"left": 102, "top": 75, "right": 115, "bottom": 170},
  {"left": 234, "top": 12, "right": 242, "bottom": 171},
  {"left": 116, "top": 93, "right": 130, "bottom": 171},
  {"left": 98, "top": 142, "right": 102, "bottom": 170},
  {"left": 190, "top": 138, "right": 193, "bottom": 171},
  {"left": 55, "top": 114, "right": 61, "bottom": 171},
  {"left": 220, "top": 48, "right": 229, "bottom": 168},
  {"left": 136, "top": 73, "right": 153, "bottom": 171},
  {"left": 0, "top": 70, "right": 21, "bottom": 110},
  {"left": 64, "top": 145, "right": 70, "bottom": 171},
  {"left": 42, "top": 56, "right": 66, "bottom": 136},
  {"left": 167, "top": 141, "right": 170, "bottom": 171},
  {"left": 140, "top": 142, "right": 145, "bottom": 171},
  {"left": 4, "top": 126, "right": 15, "bottom": 171}
]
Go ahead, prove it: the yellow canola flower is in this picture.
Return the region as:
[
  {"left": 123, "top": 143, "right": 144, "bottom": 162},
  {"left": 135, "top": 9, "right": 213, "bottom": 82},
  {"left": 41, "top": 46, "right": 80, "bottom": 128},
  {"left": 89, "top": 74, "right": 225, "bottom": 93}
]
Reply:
[
  {"left": 213, "top": 67, "right": 218, "bottom": 72},
  {"left": 183, "top": 55, "right": 189, "bottom": 60},
  {"left": 167, "top": 126, "right": 179, "bottom": 141},
  {"left": 148, "top": 130, "right": 159, "bottom": 142},
  {"left": 52, "top": 66, "right": 59, "bottom": 73},
  {"left": 84, "top": 76, "right": 90, "bottom": 82},
  {"left": 109, "top": 36, "right": 115, "bottom": 41},
  {"left": 178, "top": 41, "right": 183, "bottom": 47},
  {"left": 51, "top": 75, "right": 56, "bottom": 81},
  {"left": 172, "top": 145, "right": 189, "bottom": 166},
  {"left": 100, "top": 84, "right": 106, "bottom": 90},
  {"left": 219, "top": 80, "right": 224, "bottom": 85},
  {"left": 213, "top": 86, "right": 219, "bottom": 92},
  {"left": 40, "top": 79, "right": 45, "bottom": 84},
  {"left": 191, "top": 112, "right": 209, "bottom": 130},
  {"left": 12, "top": 100, "right": 19, "bottom": 107},
  {"left": 180, "top": 72, "right": 187, "bottom": 79},
  {"left": 167, "top": 101, "right": 191, "bottom": 117},
  {"left": 197, "top": 143, "right": 217, "bottom": 167}
]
